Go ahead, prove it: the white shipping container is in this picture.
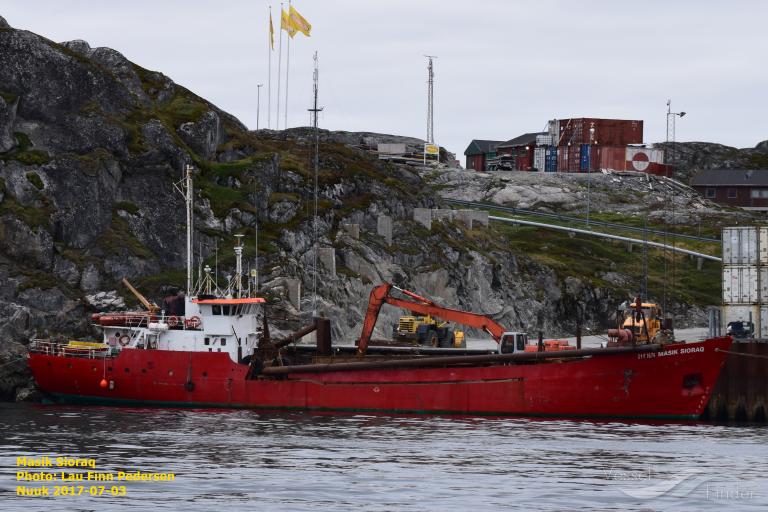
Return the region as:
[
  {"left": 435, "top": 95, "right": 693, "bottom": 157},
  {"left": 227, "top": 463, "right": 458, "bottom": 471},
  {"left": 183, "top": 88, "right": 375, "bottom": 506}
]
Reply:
[
  {"left": 760, "top": 305, "right": 768, "bottom": 338},
  {"left": 722, "top": 227, "right": 759, "bottom": 265},
  {"left": 536, "top": 135, "right": 553, "bottom": 146},
  {"left": 533, "top": 147, "right": 546, "bottom": 172},
  {"left": 722, "top": 266, "right": 760, "bottom": 304},
  {"left": 759, "top": 227, "right": 768, "bottom": 264},
  {"left": 723, "top": 304, "right": 759, "bottom": 334}
]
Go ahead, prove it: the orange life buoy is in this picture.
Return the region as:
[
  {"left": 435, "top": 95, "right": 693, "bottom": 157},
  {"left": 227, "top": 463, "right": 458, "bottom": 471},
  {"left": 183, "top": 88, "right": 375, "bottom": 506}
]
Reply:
[
  {"left": 118, "top": 335, "right": 130, "bottom": 346},
  {"left": 185, "top": 316, "right": 201, "bottom": 329}
]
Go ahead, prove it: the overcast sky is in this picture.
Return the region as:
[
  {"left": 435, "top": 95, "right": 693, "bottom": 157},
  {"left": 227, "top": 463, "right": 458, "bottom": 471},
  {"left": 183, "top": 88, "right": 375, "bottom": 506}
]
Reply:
[{"left": 2, "top": 1, "right": 767, "bottom": 158}]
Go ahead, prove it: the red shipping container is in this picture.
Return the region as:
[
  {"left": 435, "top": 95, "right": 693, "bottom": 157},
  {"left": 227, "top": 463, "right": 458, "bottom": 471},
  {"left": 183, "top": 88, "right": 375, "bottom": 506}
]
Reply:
[{"left": 557, "top": 118, "right": 643, "bottom": 146}]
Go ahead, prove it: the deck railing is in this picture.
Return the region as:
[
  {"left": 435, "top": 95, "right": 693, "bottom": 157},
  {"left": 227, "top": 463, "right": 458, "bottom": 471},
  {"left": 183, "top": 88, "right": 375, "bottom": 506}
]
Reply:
[{"left": 29, "top": 339, "right": 113, "bottom": 359}]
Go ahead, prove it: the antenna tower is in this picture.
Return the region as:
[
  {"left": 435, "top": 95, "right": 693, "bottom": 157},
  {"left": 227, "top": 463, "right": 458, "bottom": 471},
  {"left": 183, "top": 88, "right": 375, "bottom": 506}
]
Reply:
[
  {"left": 308, "top": 51, "right": 323, "bottom": 315},
  {"left": 425, "top": 55, "right": 437, "bottom": 144}
]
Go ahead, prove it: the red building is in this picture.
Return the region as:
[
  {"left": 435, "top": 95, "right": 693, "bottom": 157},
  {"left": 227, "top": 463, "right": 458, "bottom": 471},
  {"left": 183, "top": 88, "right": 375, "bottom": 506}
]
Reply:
[
  {"left": 691, "top": 169, "right": 768, "bottom": 210},
  {"left": 463, "top": 139, "right": 503, "bottom": 171},
  {"left": 496, "top": 132, "right": 547, "bottom": 171}
]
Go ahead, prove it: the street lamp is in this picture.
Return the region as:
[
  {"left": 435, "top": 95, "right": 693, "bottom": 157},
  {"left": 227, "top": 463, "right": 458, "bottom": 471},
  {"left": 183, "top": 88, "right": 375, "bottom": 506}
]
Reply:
[
  {"left": 587, "top": 122, "right": 596, "bottom": 226},
  {"left": 256, "top": 84, "right": 264, "bottom": 130},
  {"left": 663, "top": 100, "right": 686, "bottom": 323}
]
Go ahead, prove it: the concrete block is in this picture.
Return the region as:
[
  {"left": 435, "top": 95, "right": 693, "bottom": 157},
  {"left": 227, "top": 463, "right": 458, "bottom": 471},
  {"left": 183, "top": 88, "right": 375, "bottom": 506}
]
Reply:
[
  {"left": 342, "top": 223, "right": 360, "bottom": 240},
  {"left": 318, "top": 247, "right": 336, "bottom": 276},
  {"left": 377, "top": 215, "right": 393, "bottom": 246},
  {"left": 413, "top": 208, "right": 432, "bottom": 230},
  {"left": 471, "top": 210, "right": 489, "bottom": 227},
  {"left": 284, "top": 278, "right": 301, "bottom": 310},
  {"left": 432, "top": 209, "right": 454, "bottom": 223},
  {"left": 455, "top": 209, "right": 474, "bottom": 229}
]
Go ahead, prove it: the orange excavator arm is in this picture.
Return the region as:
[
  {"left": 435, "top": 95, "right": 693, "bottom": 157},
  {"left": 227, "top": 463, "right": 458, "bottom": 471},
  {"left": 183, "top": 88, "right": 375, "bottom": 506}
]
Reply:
[{"left": 357, "top": 282, "right": 508, "bottom": 356}]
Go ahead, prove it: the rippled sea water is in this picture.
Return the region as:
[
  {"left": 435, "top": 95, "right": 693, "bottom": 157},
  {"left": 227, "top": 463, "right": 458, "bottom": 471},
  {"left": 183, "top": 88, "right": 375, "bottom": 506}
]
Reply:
[{"left": 1, "top": 403, "right": 766, "bottom": 511}]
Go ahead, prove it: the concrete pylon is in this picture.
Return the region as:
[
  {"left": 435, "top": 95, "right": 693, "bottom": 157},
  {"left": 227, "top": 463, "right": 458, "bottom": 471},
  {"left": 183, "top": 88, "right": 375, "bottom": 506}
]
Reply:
[
  {"left": 377, "top": 215, "right": 392, "bottom": 245},
  {"left": 413, "top": 208, "right": 432, "bottom": 230}
]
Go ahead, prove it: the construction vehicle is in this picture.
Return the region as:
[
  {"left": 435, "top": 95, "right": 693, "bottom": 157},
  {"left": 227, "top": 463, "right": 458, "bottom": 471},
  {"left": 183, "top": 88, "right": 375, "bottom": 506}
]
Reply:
[
  {"left": 608, "top": 297, "right": 670, "bottom": 345},
  {"left": 393, "top": 313, "right": 465, "bottom": 348},
  {"left": 358, "top": 283, "right": 532, "bottom": 356}
]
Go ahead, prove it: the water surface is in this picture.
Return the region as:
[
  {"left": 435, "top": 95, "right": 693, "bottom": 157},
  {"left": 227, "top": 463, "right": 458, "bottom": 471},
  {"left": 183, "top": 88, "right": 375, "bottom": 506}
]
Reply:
[{"left": 1, "top": 403, "right": 766, "bottom": 511}]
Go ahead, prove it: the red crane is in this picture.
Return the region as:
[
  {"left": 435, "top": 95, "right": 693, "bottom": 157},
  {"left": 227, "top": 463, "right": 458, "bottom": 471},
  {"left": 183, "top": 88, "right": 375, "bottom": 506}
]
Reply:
[{"left": 357, "top": 282, "right": 510, "bottom": 356}]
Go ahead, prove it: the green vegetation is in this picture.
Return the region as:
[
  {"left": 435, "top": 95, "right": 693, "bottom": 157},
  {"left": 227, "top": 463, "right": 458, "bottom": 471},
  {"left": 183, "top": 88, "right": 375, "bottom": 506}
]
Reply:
[
  {"left": 25, "top": 172, "right": 44, "bottom": 190},
  {"left": 157, "top": 92, "right": 207, "bottom": 126},
  {"left": 0, "top": 91, "right": 17, "bottom": 104},
  {"left": 0, "top": 132, "right": 51, "bottom": 165},
  {"left": 114, "top": 201, "right": 140, "bottom": 215},
  {"left": 748, "top": 153, "right": 768, "bottom": 169},
  {"left": 492, "top": 223, "right": 720, "bottom": 306},
  {"left": 269, "top": 192, "right": 301, "bottom": 204},
  {"left": 96, "top": 212, "right": 154, "bottom": 260},
  {"left": 0, "top": 195, "right": 52, "bottom": 228}
]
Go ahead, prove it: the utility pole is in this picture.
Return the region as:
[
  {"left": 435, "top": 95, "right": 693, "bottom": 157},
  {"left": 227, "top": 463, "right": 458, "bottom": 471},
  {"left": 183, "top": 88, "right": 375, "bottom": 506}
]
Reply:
[
  {"left": 587, "top": 122, "right": 595, "bottom": 226},
  {"left": 425, "top": 55, "right": 437, "bottom": 144},
  {"left": 256, "top": 83, "right": 263, "bottom": 130}
]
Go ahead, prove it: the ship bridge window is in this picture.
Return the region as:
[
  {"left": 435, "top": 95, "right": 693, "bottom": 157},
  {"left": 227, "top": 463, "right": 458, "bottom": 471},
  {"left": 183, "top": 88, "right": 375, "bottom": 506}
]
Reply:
[
  {"left": 204, "top": 337, "right": 210, "bottom": 346},
  {"left": 220, "top": 338, "right": 226, "bottom": 346},
  {"left": 212, "top": 305, "right": 221, "bottom": 316},
  {"left": 222, "top": 305, "right": 231, "bottom": 316}
]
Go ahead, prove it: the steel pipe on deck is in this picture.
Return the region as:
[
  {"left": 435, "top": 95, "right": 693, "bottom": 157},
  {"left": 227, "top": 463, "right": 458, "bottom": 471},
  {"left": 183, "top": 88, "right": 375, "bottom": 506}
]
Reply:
[{"left": 259, "top": 344, "right": 662, "bottom": 376}]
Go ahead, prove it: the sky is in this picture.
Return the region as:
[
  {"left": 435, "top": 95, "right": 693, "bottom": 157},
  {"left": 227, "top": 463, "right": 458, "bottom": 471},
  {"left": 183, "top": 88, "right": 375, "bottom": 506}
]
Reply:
[{"left": 2, "top": 1, "right": 767, "bottom": 159}]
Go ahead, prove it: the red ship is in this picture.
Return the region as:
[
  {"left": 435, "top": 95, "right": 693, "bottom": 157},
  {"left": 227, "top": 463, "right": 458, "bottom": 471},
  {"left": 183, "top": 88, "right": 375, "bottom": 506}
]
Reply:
[{"left": 27, "top": 167, "right": 732, "bottom": 419}]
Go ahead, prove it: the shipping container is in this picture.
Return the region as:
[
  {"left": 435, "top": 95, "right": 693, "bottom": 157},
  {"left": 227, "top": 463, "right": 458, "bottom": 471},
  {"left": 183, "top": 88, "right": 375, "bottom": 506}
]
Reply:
[
  {"left": 557, "top": 118, "right": 643, "bottom": 146},
  {"left": 723, "top": 304, "right": 759, "bottom": 333},
  {"left": 536, "top": 134, "right": 554, "bottom": 146},
  {"left": 760, "top": 305, "right": 768, "bottom": 338},
  {"left": 722, "top": 227, "right": 760, "bottom": 265},
  {"left": 579, "top": 144, "right": 590, "bottom": 171},
  {"left": 723, "top": 266, "right": 760, "bottom": 304},
  {"left": 533, "top": 147, "right": 546, "bottom": 172},
  {"left": 545, "top": 147, "right": 558, "bottom": 172},
  {"left": 556, "top": 145, "right": 582, "bottom": 173}
]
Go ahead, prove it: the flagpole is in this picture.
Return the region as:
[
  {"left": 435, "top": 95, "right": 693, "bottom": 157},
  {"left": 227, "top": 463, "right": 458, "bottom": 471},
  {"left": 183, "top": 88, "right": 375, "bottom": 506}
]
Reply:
[
  {"left": 284, "top": 0, "right": 291, "bottom": 130},
  {"left": 276, "top": 2, "right": 284, "bottom": 130},
  {"left": 267, "top": 5, "right": 272, "bottom": 130}
]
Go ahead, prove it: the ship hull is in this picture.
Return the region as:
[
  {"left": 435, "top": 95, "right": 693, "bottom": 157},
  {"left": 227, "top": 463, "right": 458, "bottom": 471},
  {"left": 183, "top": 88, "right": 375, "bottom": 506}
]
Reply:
[{"left": 28, "top": 337, "right": 732, "bottom": 419}]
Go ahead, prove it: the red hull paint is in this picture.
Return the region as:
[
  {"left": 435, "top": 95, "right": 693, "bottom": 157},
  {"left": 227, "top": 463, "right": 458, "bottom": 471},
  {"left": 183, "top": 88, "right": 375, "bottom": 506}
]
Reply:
[{"left": 28, "top": 337, "right": 732, "bottom": 419}]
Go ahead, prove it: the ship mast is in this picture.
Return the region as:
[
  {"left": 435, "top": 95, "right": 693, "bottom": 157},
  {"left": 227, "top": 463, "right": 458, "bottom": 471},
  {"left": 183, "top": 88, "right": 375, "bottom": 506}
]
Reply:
[{"left": 173, "top": 164, "right": 195, "bottom": 294}]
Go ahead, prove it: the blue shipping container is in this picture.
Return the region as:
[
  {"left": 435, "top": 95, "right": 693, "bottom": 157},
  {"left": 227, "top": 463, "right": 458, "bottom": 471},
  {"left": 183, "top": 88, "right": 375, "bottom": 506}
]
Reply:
[
  {"left": 545, "top": 147, "right": 558, "bottom": 172},
  {"left": 579, "top": 144, "right": 590, "bottom": 172}
]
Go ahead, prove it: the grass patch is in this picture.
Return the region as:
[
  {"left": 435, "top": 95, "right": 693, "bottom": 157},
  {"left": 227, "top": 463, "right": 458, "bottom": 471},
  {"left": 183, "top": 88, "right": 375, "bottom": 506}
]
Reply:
[
  {"left": 114, "top": 201, "right": 140, "bottom": 215},
  {"left": 25, "top": 172, "right": 44, "bottom": 190},
  {"left": 748, "top": 153, "right": 768, "bottom": 169},
  {"left": 157, "top": 91, "right": 207, "bottom": 126},
  {"left": 0, "top": 132, "right": 51, "bottom": 165},
  {"left": 0, "top": 91, "right": 17, "bottom": 104},
  {"left": 0, "top": 195, "right": 52, "bottom": 228},
  {"left": 96, "top": 212, "right": 154, "bottom": 260},
  {"left": 492, "top": 223, "right": 720, "bottom": 306},
  {"left": 269, "top": 192, "right": 301, "bottom": 204}
]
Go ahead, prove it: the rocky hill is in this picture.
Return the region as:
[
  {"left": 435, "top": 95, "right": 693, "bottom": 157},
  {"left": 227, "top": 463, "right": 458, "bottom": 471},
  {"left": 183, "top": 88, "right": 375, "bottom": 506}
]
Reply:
[
  {"left": 654, "top": 141, "right": 768, "bottom": 182},
  {"left": 0, "top": 16, "right": 747, "bottom": 401}
]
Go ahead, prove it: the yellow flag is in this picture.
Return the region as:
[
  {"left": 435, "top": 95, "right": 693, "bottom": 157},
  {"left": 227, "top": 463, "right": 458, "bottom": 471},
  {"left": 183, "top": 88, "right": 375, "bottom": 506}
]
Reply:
[
  {"left": 289, "top": 6, "right": 311, "bottom": 37},
  {"left": 269, "top": 12, "right": 275, "bottom": 50},
  {"left": 281, "top": 8, "right": 297, "bottom": 38}
]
